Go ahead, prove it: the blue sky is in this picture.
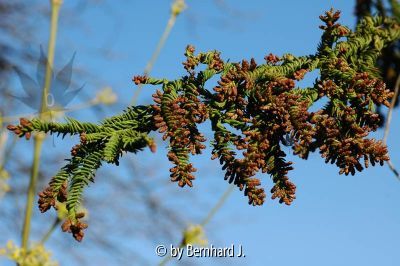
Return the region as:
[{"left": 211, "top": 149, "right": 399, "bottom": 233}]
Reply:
[{"left": 3, "top": 1, "right": 400, "bottom": 265}]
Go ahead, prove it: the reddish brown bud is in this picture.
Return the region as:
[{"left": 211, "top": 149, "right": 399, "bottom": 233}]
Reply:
[{"left": 132, "top": 75, "right": 148, "bottom": 85}]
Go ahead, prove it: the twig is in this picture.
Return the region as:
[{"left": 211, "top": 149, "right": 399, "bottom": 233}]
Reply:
[
  {"left": 200, "top": 184, "right": 235, "bottom": 227},
  {"left": 383, "top": 75, "right": 400, "bottom": 143},
  {"left": 158, "top": 184, "right": 235, "bottom": 266},
  {"left": 387, "top": 160, "right": 400, "bottom": 180},
  {"left": 383, "top": 74, "right": 400, "bottom": 180},
  {"left": 21, "top": 0, "right": 62, "bottom": 251},
  {"left": 40, "top": 217, "right": 61, "bottom": 244},
  {"left": 1, "top": 99, "right": 101, "bottom": 124},
  {"left": 131, "top": 0, "right": 186, "bottom": 105}
]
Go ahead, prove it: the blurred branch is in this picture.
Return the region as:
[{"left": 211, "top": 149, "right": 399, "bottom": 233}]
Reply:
[
  {"left": 131, "top": 0, "right": 186, "bottom": 105},
  {"left": 159, "top": 184, "right": 234, "bottom": 266},
  {"left": 200, "top": 184, "right": 234, "bottom": 227},
  {"left": 383, "top": 75, "right": 400, "bottom": 143},
  {"left": 1, "top": 94, "right": 115, "bottom": 124},
  {"left": 0, "top": 137, "right": 16, "bottom": 168},
  {"left": 21, "top": 0, "right": 62, "bottom": 251},
  {"left": 40, "top": 217, "right": 61, "bottom": 244},
  {"left": 383, "top": 74, "right": 400, "bottom": 181}
]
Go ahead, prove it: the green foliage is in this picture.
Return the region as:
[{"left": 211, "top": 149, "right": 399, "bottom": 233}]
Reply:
[
  {"left": 8, "top": 9, "right": 400, "bottom": 241},
  {"left": 15, "top": 105, "right": 156, "bottom": 241},
  {"left": 355, "top": 0, "right": 400, "bottom": 124}
]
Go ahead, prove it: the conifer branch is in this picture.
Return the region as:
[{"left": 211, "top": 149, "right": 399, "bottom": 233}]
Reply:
[{"left": 8, "top": 9, "right": 400, "bottom": 241}]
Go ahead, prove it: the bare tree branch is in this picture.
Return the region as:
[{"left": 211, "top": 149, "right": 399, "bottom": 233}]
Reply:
[{"left": 383, "top": 74, "right": 400, "bottom": 180}]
